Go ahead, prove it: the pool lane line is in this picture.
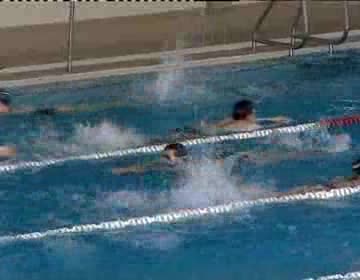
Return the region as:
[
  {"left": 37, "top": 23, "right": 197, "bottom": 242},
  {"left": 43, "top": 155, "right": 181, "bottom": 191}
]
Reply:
[
  {"left": 0, "top": 183, "right": 359, "bottom": 244},
  {"left": 303, "top": 271, "right": 360, "bottom": 280},
  {"left": 0, "top": 121, "right": 319, "bottom": 174},
  {"left": 0, "top": 114, "right": 359, "bottom": 175}
]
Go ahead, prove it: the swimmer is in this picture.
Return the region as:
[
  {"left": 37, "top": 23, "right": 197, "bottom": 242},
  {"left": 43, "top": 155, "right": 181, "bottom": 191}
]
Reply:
[
  {"left": 0, "top": 91, "right": 11, "bottom": 113},
  {"left": 112, "top": 143, "right": 189, "bottom": 175},
  {"left": 0, "top": 145, "right": 16, "bottom": 159},
  {"left": 207, "top": 99, "right": 291, "bottom": 132},
  {"left": 0, "top": 90, "right": 73, "bottom": 116},
  {"left": 171, "top": 100, "right": 291, "bottom": 138},
  {"left": 112, "top": 142, "right": 235, "bottom": 176},
  {"left": 0, "top": 92, "right": 17, "bottom": 157},
  {"left": 0, "top": 90, "right": 127, "bottom": 117},
  {"left": 280, "top": 159, "right": 360, "bottom": 196}
]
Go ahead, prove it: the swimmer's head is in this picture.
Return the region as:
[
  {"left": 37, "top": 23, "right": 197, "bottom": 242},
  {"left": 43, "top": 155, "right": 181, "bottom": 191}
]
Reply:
[
  {"left": 0, "top": 90, "right": 11, "bottom": 111},
  {"left": 352, "top": 159, "right": 360, "bottom": 176},
  {"left": 232, "top": 100, "right": 255, "bottom": 121},
  {"left": 162, "top": 143, "right": 188, "bottom": 161}
]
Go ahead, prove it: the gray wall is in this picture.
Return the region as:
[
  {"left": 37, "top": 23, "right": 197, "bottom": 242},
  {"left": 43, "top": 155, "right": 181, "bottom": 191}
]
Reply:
[{"left": 0, "top": 2, "right": 206, "bottom": 28}]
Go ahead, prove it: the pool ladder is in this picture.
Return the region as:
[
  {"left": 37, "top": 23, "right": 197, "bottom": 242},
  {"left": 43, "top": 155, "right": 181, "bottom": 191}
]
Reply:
[{"left": 252, "top": 0, "right": 350, "bottom": 56}]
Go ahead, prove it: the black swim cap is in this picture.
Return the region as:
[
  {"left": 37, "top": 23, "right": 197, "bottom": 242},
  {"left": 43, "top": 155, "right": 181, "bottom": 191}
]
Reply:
[
  {"left": 232, "top": 100, "right": 254, "bottom": 120},
  {"left": 164, "top": 143, "right": 188, "bottom": 158},
  {"left": 0, "top": 90, "right": 11, "bottom": 106},
  {"left": 352, "top": 159, "right": 360, "bottom": 175}
]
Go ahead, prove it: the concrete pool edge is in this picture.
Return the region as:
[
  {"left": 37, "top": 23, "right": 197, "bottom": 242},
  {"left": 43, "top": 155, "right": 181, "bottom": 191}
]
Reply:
[{"left": 1, "top": 30, "right": 360, "bottom": 88}]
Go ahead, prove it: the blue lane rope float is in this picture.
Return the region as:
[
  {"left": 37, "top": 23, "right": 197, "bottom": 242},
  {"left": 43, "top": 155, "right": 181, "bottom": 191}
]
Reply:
[
  {"left": 0, "top": 182, "right": 359, "bottom": 244},
  {"left": 0, "top": 115, "right": 358, "bottom": 175}
]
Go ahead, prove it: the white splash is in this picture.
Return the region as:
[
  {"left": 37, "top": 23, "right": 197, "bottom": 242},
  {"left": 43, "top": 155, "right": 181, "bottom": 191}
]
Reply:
[
  {"left": 31, "top": 121, "right": 145, "bottom": 159},
  {"left": 72, "top": 121, "right": 145, "bottom": 152},
  {"left": 153, "top": 53, "right": 186, "bottom": 102},
  {"left": 102, "top": 191, "right": 148, "bottom": 210},
  {"left": 95, "top": 157, "right": 272, "bottom": 228},
  {"left": 170, "top": 159, "right": 268, "bottom": 209},
  {"left": 268, "top": 128, "right": 351, "bottom": 154}
]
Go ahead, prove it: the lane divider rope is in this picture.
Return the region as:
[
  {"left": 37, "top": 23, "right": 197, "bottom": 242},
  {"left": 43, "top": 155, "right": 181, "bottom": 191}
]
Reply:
[
  {"left": 303, "top": 271, "right": 360, "bottom": 280},
  {"left": 1, "top": 182, "right": 359, "bottom": 244},
  {"left": 0, "top": 115, "right": 358, "bottom": 174}
]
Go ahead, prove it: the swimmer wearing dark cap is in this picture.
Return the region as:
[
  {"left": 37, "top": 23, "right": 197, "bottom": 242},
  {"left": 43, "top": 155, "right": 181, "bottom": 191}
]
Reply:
[
  {"left": 206, "top": 99, "right": 291, "bottom": 132},
  {"left": 0, "top": 89, "right": 109, "bottom": 117},
  {"left": 0, "top": 89, "right": 74, "bottom": 116},
  {"left": 112, "top": 143, "right": 189, "bottom": 175},
  {"left": 0, "top": 91, "right": 12, "bottom": 113},
  {"left": 168, "top": 100, "right": 291, "bottom": 139},
  {"left": 0, "top": 90, "right": 133, "bottom": 116},
  {"left": 281, "top": 159, "right": 360, "bottom": 196},
  {"left": 169, "top": 99, "right": 292, "bottom": 139}
]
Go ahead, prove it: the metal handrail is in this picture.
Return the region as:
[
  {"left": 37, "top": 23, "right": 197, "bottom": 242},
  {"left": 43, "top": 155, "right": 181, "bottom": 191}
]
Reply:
[
  {"left": 299, "top": 0, "right": 350, "bottom": 54},
  {"left": 252, "top": 0, "right": 309, "bottom": 56},
  {"left": 66, "top": 1, "right": 75, "bottom": 73}
]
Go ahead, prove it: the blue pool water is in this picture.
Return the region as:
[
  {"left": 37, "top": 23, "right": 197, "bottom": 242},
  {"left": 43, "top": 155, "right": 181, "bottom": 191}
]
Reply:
[{"left": 0, "top": 50, "right": 360, "bottom": 280}]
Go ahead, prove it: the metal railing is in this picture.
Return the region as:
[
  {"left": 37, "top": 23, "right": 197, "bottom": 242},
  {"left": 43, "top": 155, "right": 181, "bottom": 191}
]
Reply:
[
  {"left": 66, "top": 0, "right": 350, "bottom": 72},
  {"left": 252, "top": 0, "right": 309, "bottom": 57},
  {"left": 300, "top": 0, "right": 350, "bottom": 55},
  {"left": 252, "top": 0, "right": 351, "bottom": 56},
  {"left": 67, "top": 1, "right": 76, "bottom": 73}
]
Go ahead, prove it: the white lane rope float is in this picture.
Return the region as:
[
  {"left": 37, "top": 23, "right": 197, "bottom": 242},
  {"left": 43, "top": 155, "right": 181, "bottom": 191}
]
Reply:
[
  {"left": 303, "top": 271, "right": 360, "bottom": 280},
  {"left": 1, "top": 182, "right": 359, "bottom": 244},
  {"left": 0, "top": 115, "right": 358, "bottom": 174}
]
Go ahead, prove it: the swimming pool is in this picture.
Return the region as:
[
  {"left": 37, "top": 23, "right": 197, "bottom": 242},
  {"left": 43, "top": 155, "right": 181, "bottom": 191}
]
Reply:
[{"left": 0, "top": 49, "right": 360, "bottom": 280}]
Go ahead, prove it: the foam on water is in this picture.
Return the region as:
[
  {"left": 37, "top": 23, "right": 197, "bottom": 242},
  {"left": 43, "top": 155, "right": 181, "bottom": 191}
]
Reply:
[
  {"left": 170, "top": 159, "right": 270, "bottom": 209},
  {"left": 96, "top": 157, "right": 273, "bottom": 219},
  {"left": 32, "top": 121, "right": 145, "bottom": 159},
  {"left": 72, "top": 121, "right": 145, "bottom": 151},
  {"left": 154, "top": 54, "right": 185, "bottom": 102},
  {"left": 267, "top": 128, "right": 351, "bottom": 154}
]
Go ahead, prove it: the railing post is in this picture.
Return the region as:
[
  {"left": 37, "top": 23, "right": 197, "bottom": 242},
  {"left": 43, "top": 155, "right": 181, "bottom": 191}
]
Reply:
[
  {"left": 67, "top": 0, "right": 75, "bottom": 73},
  {"left": 302, "top": 0, "right": 309, "bottom": 34},
  {"left": 344, "top": 0, "right": 350, "bottom": 32}
]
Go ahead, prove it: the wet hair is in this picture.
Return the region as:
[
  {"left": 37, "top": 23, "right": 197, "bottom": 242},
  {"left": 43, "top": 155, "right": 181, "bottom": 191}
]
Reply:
[
  {"left": 353, "top": 159, "right": 360, "bottom": 175},
  {"left": 164, "top": 143, "right": 188, "bottom": 158},
  {"left": 0, "top": 90, "right": 11, "bottom": 106},
  {"left": 232, "top": 100, "right": 254, "bottom": 120}
]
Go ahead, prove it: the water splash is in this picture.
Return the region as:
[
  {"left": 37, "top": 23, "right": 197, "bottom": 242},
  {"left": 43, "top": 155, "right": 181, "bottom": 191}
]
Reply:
[
  {"left": 32, "top": 121, "right": 145, "bottom": 159},
  {"left": 170, "top": 159, "right": 270, "bottom": 209},
  {"left": 72, "top": 121, "right": 145, "bottom": 152},
  {"left": 267, "top": 128, "right": 351, "bottom": 154}
]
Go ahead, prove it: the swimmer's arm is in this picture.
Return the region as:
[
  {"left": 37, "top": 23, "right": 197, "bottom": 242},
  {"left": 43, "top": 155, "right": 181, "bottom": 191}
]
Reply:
[
  {"left": 257, "top": 116, "right": 292, "bottom": 125},
  {"left": 238, "top": 150, "right": 327, "bottom": 165},
  {"left": 112, "top": 165, "right": 147, "bottom": 175},
  {"left": 11, "top": 106, "right": 72, "bottom": 116},
  {"left": 111, "top": 162, "right": 169, "bottom": 175},
  {"left": 0, "top": 146, "right": 16, "bottom": 158},
  {"left": 11, "top": 103, "right": 112, "bottom": 116},
  {"left": 284, "top": 184, "right": 328, "bottom": 196}
]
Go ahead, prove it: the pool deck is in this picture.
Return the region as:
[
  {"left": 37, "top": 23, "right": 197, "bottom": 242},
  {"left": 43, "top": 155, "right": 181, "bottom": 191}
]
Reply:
[{"left": 1, "top": 1, "right": 360, "bottom": 87}]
